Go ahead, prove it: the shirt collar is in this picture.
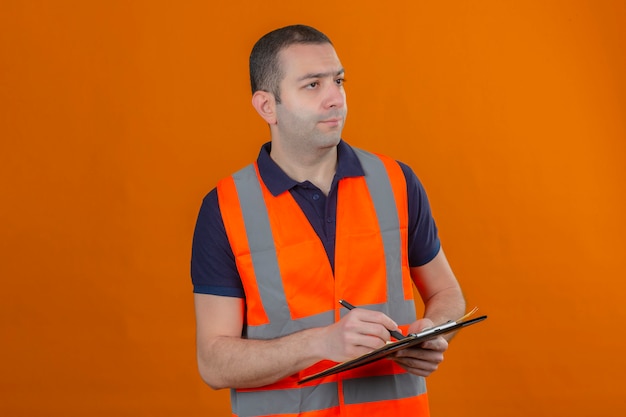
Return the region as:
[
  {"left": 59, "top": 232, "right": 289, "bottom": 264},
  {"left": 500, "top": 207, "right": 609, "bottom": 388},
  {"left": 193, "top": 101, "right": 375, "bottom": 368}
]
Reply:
[{"left": 257, "top": 140, "right": 365, "bottom": 197}]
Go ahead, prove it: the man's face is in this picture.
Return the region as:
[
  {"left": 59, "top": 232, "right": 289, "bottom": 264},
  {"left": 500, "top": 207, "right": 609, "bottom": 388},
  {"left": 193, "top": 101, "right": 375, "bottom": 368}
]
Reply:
[{"left": 272, "top": 43, "right": 347, "bottom": 150}]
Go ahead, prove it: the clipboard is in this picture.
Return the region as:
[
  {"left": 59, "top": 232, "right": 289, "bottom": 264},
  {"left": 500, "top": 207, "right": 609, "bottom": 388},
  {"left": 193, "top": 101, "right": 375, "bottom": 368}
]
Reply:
[{"left": 298, "top": 314, "right": 487, "bottom": 384}]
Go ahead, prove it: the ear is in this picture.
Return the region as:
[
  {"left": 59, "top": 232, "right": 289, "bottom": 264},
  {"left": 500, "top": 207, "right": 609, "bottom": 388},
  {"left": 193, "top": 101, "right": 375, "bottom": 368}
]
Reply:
[{"left": 251, "top": 91, "right": 277, "bottom": 125}]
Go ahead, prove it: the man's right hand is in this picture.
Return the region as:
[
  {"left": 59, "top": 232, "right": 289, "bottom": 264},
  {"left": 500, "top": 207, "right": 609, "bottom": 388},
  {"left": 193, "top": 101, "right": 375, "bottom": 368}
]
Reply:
[{"left": 319, "top": 308, "right": 399, "bottom": 362}]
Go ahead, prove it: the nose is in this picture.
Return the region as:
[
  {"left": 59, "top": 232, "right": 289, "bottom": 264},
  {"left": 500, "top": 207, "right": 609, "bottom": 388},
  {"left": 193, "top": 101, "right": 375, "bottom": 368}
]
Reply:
[{"left": 323, "top": 82, "right": 346, "bottom": 109}]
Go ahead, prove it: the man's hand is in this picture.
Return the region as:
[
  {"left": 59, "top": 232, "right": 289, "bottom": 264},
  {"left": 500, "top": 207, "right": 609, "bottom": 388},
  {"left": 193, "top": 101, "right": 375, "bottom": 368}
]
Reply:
[
  {"left": 320, "top": 308, "right": 399, "bottom": 363},
  {"left": 393, "top": 318, "right": 448, "bottom": 377}
]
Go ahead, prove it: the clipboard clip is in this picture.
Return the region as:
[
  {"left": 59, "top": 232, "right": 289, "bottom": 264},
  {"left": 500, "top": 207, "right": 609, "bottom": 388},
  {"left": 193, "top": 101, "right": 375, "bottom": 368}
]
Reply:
[{"left": 407, "top": 306, "right": 480, "bottom": 337}]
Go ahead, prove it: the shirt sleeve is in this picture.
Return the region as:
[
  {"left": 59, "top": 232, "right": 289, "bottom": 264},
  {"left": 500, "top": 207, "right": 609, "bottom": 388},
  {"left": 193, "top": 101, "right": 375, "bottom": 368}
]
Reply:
[
  {"left": 190, "top": 188, "right": 245, "bottom": 297},
  {"left": 398, "top": 161, "right": 441, "bottom": 267}
]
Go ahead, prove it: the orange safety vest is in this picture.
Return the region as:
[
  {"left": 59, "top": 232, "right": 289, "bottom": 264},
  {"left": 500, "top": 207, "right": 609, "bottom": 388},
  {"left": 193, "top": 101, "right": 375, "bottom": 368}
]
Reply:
[{"left": 217, "top": 148, "right": 430, "bottom": 417}]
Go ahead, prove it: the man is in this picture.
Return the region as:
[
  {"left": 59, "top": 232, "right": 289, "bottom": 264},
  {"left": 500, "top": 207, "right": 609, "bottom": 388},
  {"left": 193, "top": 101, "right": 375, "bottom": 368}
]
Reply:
[{"left": 191, "top": 24, "right": 465, "bottom": 416}]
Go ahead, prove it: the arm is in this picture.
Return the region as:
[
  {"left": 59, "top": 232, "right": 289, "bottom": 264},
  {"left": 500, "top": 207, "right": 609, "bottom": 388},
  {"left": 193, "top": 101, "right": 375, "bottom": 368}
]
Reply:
[
  {"left": 195, "top": 293, "right": 400, "bottom": 389},
  {"left": 412, "top": 248, "right": 465, "bottom": 329},
  {"left": 393, "top": 248, "right": 466, "bottom": 377}
]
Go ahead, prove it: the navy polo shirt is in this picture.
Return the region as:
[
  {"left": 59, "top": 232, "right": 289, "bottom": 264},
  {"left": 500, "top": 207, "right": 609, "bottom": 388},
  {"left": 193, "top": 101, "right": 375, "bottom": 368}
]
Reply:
[{"left": 191, "top": 140, "right": 441, "bottom": 297}]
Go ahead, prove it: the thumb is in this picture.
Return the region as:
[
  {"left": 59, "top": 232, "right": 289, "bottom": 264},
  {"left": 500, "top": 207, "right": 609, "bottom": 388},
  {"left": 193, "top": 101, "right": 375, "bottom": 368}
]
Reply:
[{"left": 409, "top": 317, "right": 435, "bottom": 334}]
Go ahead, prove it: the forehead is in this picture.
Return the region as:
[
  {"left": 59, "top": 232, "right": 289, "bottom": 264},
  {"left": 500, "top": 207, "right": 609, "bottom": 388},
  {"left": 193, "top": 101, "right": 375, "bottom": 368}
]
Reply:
[{"left": 278, "top": 43, "right": 343, "bottom": 81}]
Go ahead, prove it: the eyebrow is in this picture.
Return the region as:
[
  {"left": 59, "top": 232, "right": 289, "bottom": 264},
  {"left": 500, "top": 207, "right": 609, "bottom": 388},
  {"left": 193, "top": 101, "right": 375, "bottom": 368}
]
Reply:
[{"left": 296, "top": 68, "right": 345, "bottom": 82}]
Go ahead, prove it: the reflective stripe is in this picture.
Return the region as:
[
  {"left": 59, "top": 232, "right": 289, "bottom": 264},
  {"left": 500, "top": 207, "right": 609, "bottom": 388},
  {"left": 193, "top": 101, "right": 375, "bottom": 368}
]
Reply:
[
  {"left": 353, "top": 148, "right": 416, "bottom": 325},
  {"left": 343, "top": 373, "right": 426, "bottom": 405},
  {"left": 232, "top": 165, "right": 291, "bottom": 339},
  {"left": 338, "top": 300, "right": 415, "bottom": 327},
  {"left": 232, "top": 382, "right": 340, "bottom": 417},
  {"left": 247, "top": 310, "right": 335, "bottom": 340}
]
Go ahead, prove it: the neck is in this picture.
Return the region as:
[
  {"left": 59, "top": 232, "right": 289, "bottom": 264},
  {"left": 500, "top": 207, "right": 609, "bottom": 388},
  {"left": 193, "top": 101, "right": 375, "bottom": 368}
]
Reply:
[{"left": 270, "top": 142, "right": 338, "bottom": 195}]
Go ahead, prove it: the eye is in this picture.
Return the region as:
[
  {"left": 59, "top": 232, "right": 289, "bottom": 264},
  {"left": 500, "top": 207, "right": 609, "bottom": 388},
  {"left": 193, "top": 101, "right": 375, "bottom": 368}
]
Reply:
[
  {"left": 306, "top": 81, "right": 319, "bottom": 89},
  {"left": 335, "top": 78, "right": 345, "bottom": 86}
]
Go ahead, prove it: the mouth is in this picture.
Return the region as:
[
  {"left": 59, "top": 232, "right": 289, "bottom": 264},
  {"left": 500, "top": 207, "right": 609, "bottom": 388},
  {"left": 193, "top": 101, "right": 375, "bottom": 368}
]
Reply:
[{"left": 319, "top": 117, "right": 343, "bottom": 127}]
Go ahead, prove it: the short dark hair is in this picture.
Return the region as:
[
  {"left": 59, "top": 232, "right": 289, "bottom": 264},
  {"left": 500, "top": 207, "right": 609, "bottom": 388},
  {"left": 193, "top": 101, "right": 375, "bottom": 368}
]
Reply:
[{"left": 249, "top": 25, "right": 333, "bottom": 102}]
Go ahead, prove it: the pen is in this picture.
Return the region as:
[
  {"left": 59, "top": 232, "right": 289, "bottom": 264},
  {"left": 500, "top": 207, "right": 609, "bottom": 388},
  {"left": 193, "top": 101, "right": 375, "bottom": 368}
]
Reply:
[{"left": 338, "top": 299, "right": 407, "bottom": 340}]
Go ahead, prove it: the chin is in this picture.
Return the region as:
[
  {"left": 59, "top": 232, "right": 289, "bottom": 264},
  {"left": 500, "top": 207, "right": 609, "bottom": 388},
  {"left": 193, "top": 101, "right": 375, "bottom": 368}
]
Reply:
[{"left": 320, "top": 135, "right": 342, "bottom": 148}]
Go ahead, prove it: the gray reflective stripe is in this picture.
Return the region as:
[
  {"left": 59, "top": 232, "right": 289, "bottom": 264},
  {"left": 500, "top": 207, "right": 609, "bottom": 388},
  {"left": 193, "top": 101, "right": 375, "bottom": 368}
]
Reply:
[
  {"left": 353, "top": 148, "right": 416, "bottom": 325},
  {"left": 232, "top": 382, "right": 340, "bottom": 417},
  {"left": 248, "top": 310, "right": 334, "bottom": 340},
  {"left": 232, "top": 165, "right": 291, "bottom": 336},
  {"left": 338, "top": 300, "right": 415, "bottom": 326},
  {"left": 343, "top": 373, "right": 427, "bottom": 405}
]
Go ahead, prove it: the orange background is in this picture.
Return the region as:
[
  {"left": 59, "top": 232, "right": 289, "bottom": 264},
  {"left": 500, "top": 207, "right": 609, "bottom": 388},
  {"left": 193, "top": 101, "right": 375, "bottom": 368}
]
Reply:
[{"left": 2, "top": 1, "right": 625, "bottom": 416}]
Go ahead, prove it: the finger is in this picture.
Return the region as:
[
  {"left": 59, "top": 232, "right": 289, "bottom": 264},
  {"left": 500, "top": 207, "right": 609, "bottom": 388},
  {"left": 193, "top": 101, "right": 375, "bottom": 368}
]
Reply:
[
  {"left": 351, "top": 322, "right": 392, "bottom": 347},
  {"left": 419, "top": 336, "right": 448, "bottom": 352},
  {"left": 345, "top": 310, "right": 397, "bottom": 343},
  {"left": 393, "top": 348, "right": 444, "bottom": 377},
  {"left": 353, "top": 309, "right": 399, "bottom": 334},
  {"left": 340, "top": 320, "right": 390, "bottom": 349},
  {"left": 395, "top": 346, "right": 444, "bottom": 363},
  {"left": 394, "top": 356, "right": 441, "bottom": 377},
  {"left": 408, "top": 318, "right": 435, "bottom": 334}
]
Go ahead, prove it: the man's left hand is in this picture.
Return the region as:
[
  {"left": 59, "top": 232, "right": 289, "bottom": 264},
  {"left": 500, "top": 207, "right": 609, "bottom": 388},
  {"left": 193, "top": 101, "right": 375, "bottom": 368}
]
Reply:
[{"left": 392, "top": 318, "right": 448, "bottom": 377}]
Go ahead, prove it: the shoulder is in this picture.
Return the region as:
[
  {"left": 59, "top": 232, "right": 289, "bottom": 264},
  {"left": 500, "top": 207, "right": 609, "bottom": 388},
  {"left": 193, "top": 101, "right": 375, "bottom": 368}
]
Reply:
[
  {"left": 192, "top": 189, "right": 225, "bottom": 264},
  {"left": 191, "top": 188, "right": 245, "bottom": 298},
  {"left": 395, "top": 160, "right": 426, "bottom": 195}
]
